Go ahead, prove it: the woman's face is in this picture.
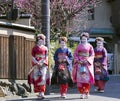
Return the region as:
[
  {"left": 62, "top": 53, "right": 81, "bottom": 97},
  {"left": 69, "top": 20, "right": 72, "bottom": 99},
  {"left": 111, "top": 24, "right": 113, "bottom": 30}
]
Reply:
[
  {"left": 60, "top": 41, "right": 66, "bottom": 48},
  {"left": 81, "top": 36, "right": 88, "bottom": 44},
  {"left": 97, "top": 41, "right": 103, "bottom": 47},
  {"left": 37, "top": 39, "right": 44, "bottom": 46}
]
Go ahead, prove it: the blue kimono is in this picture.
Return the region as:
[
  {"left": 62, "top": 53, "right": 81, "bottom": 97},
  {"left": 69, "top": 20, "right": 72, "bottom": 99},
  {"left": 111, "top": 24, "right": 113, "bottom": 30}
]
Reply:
[{"left": 52, "top": 47, "right": 73, "bottom": 85}]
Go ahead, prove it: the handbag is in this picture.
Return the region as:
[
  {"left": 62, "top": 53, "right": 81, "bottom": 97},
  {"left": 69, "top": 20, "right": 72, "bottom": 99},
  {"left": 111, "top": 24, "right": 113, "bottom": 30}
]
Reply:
[
  {"left": 58, "top": 63, "right": 66, "bottom": 71},
  {"left": 79, "top": 65, "right": 86, "bottom": 73},
  {"left": 95, "top": 66, "right": 102, "bottom": 74}
]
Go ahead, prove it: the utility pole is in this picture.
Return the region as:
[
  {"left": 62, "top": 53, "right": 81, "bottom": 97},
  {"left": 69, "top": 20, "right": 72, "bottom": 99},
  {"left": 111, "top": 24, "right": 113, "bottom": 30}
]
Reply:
[
  {"left": 41, "top": 0, "right": 50, "bottom": 95},
  {"left": 41, "top": 0, "right": 50, "bottom": 49},
  {"left": 11, "top": 0, "right": 14, "bottom": 12}
]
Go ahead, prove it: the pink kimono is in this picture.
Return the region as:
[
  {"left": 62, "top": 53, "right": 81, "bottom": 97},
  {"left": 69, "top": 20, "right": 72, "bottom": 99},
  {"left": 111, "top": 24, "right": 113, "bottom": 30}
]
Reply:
[{"left": 72, "top": 43, "right": 95, "bottom": 87}]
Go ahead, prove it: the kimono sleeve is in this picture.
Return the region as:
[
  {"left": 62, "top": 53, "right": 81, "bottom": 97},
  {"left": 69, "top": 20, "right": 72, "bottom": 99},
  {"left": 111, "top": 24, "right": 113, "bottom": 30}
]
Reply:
[
  {"left": 102, "top": 48, "right": 108, "bottom": 66},
  {"left": 44, "top": 47, "right": 48, "bottom": 66},
  {"left": 53, "top": 49, "right": 59, "bottom": 64},
  {"left": 65, "top": 48, "right": 73, "bottom": 70},
  {"left": 87, "top": 45, "right": 95, "bottom": 65},
  {"left": 73, "top": 45, "right": 80, "bottom": 64}
]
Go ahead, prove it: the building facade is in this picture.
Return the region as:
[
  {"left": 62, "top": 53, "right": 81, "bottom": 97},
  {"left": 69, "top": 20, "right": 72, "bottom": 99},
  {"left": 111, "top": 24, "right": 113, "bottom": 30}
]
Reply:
[
  {"left": 87, "top": 0, "right": 115, "bottom": 74},
  {"left": 86, "top": 0, "right": 120, "bottom": 74},
  {"left": 108, "top": 0, "right": 120, "bottom": 74}
]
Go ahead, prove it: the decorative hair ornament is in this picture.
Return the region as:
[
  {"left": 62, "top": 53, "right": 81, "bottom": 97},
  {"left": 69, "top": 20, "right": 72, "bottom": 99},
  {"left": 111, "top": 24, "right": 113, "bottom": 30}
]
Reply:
[
  {"left": 59, "top": 37, "right": 67, "bottom": 43},
  {"left": 95, "top": 37, "right": 104, "bottom": 42},
  {"left": 80, "top": 32, "right": 89, "bottom": 39}
]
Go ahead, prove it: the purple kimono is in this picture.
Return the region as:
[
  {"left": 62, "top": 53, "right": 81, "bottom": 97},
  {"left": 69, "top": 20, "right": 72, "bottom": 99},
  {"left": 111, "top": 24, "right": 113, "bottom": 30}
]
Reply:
[{"left": 94, "top": 47, "right": 108, "bottom": 81}]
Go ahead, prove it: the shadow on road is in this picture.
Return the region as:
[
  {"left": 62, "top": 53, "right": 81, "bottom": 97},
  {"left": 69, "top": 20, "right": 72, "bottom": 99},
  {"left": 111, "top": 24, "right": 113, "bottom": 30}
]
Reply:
[{"left": 90, "top": 76, "right": 120, "bottom": 99}]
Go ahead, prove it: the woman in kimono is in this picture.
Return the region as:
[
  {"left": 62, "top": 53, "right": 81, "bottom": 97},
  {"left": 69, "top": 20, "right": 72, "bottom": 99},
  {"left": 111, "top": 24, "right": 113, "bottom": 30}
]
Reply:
[
  {"left": 72, "top": 32, "right": 94, "bottom": 99},
  {"left": 53, "top": 37, "right": 73, "bottom": 98},
  {"left": 94, "top": 37, "right": 109, "bottom": 93},
  {"left": 28, "top": 34, "right": 48, "bottom": 99}
]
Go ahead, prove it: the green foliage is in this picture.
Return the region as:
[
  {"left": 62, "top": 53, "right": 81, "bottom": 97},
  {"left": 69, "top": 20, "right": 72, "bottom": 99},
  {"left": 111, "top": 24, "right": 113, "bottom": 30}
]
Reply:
[
  {"left": 68, "top": 40, "right": 79, "bottom": 54},
  {"left": 49, "top": 40, "right": 59, "bottom": 69}
]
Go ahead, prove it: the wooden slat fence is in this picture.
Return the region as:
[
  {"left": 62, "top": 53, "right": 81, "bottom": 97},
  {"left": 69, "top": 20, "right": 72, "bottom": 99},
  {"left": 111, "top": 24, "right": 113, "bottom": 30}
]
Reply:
[
  {"left": 0, "top": 35, "right": 35, "bottom": 79},
  {"left": 0, "top": 35, "right": 9, "bottom": 78},
  {"left": 24, "top": 38, "right": 35, "bottom": 79}
]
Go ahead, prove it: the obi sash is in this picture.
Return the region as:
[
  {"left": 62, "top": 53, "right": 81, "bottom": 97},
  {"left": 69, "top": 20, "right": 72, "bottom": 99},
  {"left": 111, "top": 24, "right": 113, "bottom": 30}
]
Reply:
[
  {"left": 35, "top": 54, "right": 46, "bottom": 58},
  {"left": 78, "top": 52, "right": 89, "bottom": 57}
]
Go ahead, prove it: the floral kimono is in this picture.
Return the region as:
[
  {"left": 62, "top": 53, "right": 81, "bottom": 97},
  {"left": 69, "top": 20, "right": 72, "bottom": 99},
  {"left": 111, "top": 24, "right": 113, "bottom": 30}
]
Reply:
[
  {"left": 94, "top": 47, "right": 109, "bottom": 91},
  {"left": 72, "top": 43, "right": 94, "bottom": 94},
  {"left": 52, "top": 47, "right": 73, "bottom": 97},
  {"left": 28, "top": 45, "right": 48, "bottom": 93}
]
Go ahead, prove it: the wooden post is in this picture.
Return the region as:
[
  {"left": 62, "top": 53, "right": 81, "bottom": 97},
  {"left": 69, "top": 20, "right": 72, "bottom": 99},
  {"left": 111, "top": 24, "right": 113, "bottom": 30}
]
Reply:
[{"left": 114, "top": 44, "right": 118, "bottom": 74}]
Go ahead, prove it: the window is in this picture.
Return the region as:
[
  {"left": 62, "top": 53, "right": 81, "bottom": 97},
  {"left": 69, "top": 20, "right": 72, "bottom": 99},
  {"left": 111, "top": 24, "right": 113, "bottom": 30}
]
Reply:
[{"left": 88, "top": 7, "right": 94, "bottom": 20}]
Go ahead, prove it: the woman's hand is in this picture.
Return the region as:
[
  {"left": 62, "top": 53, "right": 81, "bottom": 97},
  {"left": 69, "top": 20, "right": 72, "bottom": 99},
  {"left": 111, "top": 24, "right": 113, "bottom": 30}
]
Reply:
[
  {"left": 37, "top": 60, "right": 44, "bottom": 68},
  {"left": 58, "top": 58, "right": 63, "bottom": 63},
  {"left": 94, "top": 62, "right": 101, "bottom": 66},
  {"left": 78, "top": 60, "right": 87, "bottom": 65},
  {"left": 82, "top": 60, "right": 88, "bottom": 65},
  {"left": 77, "top": 61, "right": 82, "bottom": 64},
  {"left": 63, "top": 58, "right": 67, "bottom": 62}
]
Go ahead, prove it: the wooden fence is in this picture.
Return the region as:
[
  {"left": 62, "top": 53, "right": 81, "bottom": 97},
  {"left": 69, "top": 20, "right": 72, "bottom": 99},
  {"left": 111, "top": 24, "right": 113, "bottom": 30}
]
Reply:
[{"left": 0, "top": 35, "right": 35, "bottom": 79}]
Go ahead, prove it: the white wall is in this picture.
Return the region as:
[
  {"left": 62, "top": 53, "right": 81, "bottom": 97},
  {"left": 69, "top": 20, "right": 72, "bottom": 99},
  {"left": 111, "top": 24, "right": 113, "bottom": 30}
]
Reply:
[
  {"left": 0, "top": 27, "right": 35, "bottom": 39},
  {"left": 87, "top": 1, "right": 112, "bottom": 29}
]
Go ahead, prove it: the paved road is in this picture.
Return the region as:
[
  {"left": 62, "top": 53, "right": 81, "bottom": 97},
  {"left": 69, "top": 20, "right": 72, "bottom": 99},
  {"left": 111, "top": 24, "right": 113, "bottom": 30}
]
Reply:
[{"left": 0, "top": 75, "right": 120, "bottom": 101}]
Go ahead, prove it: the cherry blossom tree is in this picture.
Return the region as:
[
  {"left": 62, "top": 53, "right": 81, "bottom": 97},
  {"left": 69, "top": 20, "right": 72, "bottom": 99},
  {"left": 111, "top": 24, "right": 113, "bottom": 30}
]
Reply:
[
  {"left": 0, "top": 0, "right": 102, "bottom": 36},
  {"left": 50, "top": 0, "right": 102, "bottom": 36}
]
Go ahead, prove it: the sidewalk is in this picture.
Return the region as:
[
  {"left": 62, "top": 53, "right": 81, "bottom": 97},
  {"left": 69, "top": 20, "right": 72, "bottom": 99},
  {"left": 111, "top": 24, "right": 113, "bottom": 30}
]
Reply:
[{"left": 0, "top": 75, "right": 120, "bottom": 101}]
